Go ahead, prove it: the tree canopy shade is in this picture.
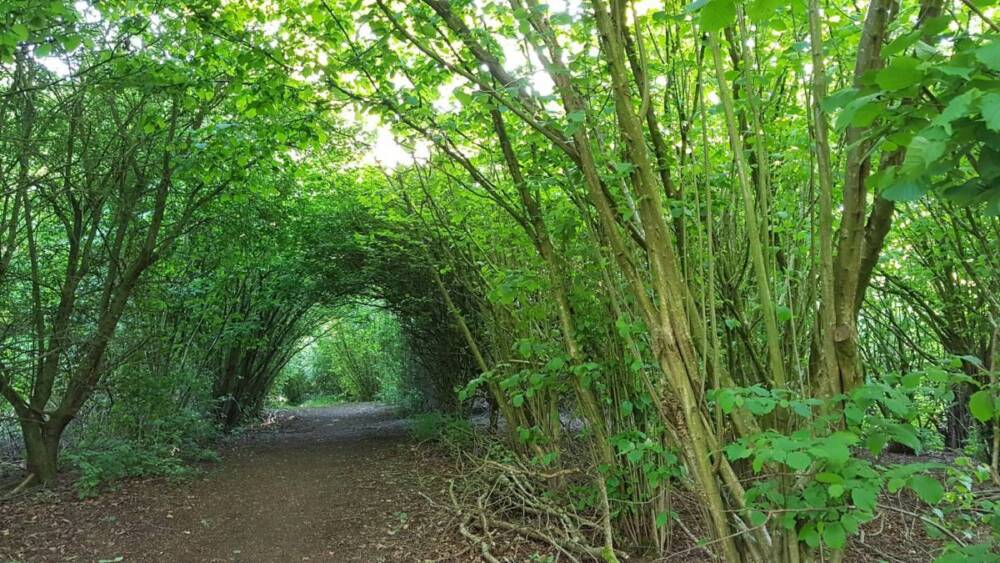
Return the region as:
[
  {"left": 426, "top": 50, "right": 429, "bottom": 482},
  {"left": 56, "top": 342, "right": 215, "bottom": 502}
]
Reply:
[{"left": 1, "top": 0, "right": 1000, "bottom": 561}]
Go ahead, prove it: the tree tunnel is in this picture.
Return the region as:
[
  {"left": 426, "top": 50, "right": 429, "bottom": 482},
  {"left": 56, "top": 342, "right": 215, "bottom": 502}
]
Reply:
[
  {"left": 4, "top": 1, "right": 1000, "bottom": 561},
  {"left": 182, "top": 199, "right": 484, "bottom": 430}
]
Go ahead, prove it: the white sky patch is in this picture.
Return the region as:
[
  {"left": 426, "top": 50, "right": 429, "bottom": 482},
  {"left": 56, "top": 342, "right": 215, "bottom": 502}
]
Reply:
[
  {"left": 357, "top": 22, "right": 376, "bottom": 42},
  {"left": 38, "top": 57, "right": 71, "bottom": 76},
  {"left": 498, "top": 35, "right": 527, "bottom": 71},
  {"left": 338, "top": 103, "right": 380, "bottom": 131},
  {"left": 74, "top": 0, "right": 102, "bottom": 23},
  {"left": 261, "top": 19, "right": 282, "bottom": 35},
  {"left": 363, "top": 127, "right": 413, "bottom": 170},
  {"left": 434, "top": 76, "right": 466, "bottom": 113},
  {"left": 340, "top": 71, "right": 359, "bottom": 84},
  {"left": 413, "top": 140, "right": 431, "bottom": 163},
  {"left": 631, "top": 0, "right": 660, "bottom": 18},
  {"left": 548, "top": 0, "right": 584, "bottom": 16},
  {"left": 530, "top": 70, "right": 554, "bottom": 96},
  {"left": 391, "top": 72, "right": 414, "bottom": 90}
]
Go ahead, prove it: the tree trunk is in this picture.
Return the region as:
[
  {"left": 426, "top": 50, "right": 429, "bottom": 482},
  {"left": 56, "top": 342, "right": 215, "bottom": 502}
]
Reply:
[
  {"left": 945, "top": 384, "right": 972, "bottom": 449},
  {"left": 21, "top": 420, "right": 63, "bottom": 484},
  {"left": 944, "top": 359, "right": 979, "bottom": 448}
]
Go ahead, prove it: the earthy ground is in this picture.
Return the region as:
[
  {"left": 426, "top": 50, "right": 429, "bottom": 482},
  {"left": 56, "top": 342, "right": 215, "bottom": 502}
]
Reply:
[
  {"left": 0, "top": 404, "right": 958, "bottom": 563},
  {"left": 0, "top": 403, "right": 465, "bottom": 563}
]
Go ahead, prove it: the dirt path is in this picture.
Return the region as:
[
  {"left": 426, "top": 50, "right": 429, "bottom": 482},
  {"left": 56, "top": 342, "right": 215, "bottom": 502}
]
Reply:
[{"left": 0, "top": 403, "right": 461, "bottom": 562}]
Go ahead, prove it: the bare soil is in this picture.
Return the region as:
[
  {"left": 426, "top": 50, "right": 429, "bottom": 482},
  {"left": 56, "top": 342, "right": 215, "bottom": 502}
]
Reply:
[
  {"left": 0, "top": 404, "right": 959, "bottom": 562},
  {"left": 0, "top": 403, "right": 465, "bottom": 562}
]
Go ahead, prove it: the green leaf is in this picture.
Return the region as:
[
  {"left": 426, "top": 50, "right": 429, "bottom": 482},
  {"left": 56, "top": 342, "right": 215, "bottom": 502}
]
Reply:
[
  {"left": 881, "top": 178, "right": 928, "bottom": 202},
  {"left": 62, "top": 35, "right": 81, "bottom": 51},
  {"left": 976, "top": 39, "right": 1000, "bottom": 72},
  {"left": 748, "top": 0, "right": 782, "bottom": 21},
  {"left": 790, "top": 401, "right": 813, "bottom": 418},
  {"left": 619, "top": 400, "right": 634, "bottom": 417},
  {"left": 716, "top": 388, "right": 738, "bottom": 413},
  {"left": 888, "top": 477, "right": 906, "bottom": 493},
  {"left": 883, "top": 30, "right": 921, "bottom": 57},
  {"left": 821, "top": 88, "right": 859, "bottom": 113},
  {"left": 512, "top": 394, "right": 525, "bottom": 408},
  {"left": 910, "top": 475, "right": 944, "bottom": 504},
  {"left": 815, "top": 472, "right": 843, "bottom": 484},
  {"left": 834, "top": 94, "right": 881, "bottom": 131},
  {"left": 810, "top": 433, "right": 853, "bottom": 466},
  {"left": 12, "top": 23, "right": 28, "bottom": 42},
  {"left": 786, "top": 451, "right": 811, "bottom": 471},
  {"left": 876, "top": 56, "right": 924, "bottom": 91},
  {"left": 823, "top": 521, "right": 847, "bottom": 549},
  {"left": 887, "top": 423, "right": 922, "bottom": 452},
  {"left": 883, "top": 395, "right": 913, "bottom": 418},
  {"left": 655, "top": 512, "right": 670, "bottom": 528},
  {"left": 900, "top": 134, "right": 947, "bottom": 177},
  {"left": 981, "top": 93, "right": 1000, "bottom": 132},
  {"left": 935, "top": 65, "right": 973, "bottom": 79},
  {"left": 852, "top": 486, "right": 877, "bottom": 512},
  {"left": 776, "top": 305, "right": 792, "bottom": 322},
  {"left": 700, "top": 0, "right": 736, "bottom": 33},
  {"left": 969, "top": 390, "right": 995, "bottom": 423},
  {"left": 901, "top": 372, "right": 923, "bottom": 388},
  {"left": 724, "top": 441, "right": 752, "bottom": 460},
  {"left": 746, "top": 397, "right": 776, "bottom": 415},
  {"left": 865, "top": 432, "right": 888, "bottom": 456},
  {"left": 800, "top": 523, "right": 819, "bottom": 548},
  {"left": 841, "top": 512, "right": 863, "bottom": 535},
  {"left": 934, "top": 89, "right": 979, "bottom": 134}
]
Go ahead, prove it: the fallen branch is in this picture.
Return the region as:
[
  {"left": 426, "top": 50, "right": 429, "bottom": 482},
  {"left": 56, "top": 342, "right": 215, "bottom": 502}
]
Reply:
[
  {"left": 4, "top": 472, "right": 37, "bottom": 499},
  {"left": 450, "top": 479, "right": 501, "bottom": 563},
  {"left": 876, "top": 503, "right": 967, "bottom": 548}
]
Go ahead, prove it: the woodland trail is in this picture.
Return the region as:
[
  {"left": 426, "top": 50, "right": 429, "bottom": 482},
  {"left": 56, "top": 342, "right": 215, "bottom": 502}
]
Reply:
[{"left": 0, "top": 404, "right": 459, "bottom": 563}]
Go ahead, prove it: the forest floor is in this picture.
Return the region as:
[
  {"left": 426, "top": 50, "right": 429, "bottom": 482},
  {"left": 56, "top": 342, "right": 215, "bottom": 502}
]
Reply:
[
  {"left": 0, "top": 403, "right": 468, "bottom": 562},
  {"left": 0, "top": 403, "right": 954, "bottom": 563}
]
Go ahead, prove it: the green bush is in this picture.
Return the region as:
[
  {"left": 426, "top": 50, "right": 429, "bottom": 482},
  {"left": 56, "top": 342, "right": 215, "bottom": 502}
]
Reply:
[
  {"left": 410, "top": 412, "right": 472, "bottom": 445},
  {"left": 65, "top": 438, "right": 197, "bottom": 498},
  {"left": 301, "top": 394, "right": 344, "bottom": 408},
  {"left": 281, "top": 370, "right": 311, "bottom": 406},
  {"left": 270, "top": 303, "right": 423, "bottom": 408},
  {"left": 66, "top": 407, "right": 220, "bottom": 498}
]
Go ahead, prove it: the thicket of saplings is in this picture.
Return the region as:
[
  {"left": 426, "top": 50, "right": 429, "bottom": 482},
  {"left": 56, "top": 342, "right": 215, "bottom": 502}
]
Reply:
[
  {"left": 0, "top": 302, "right": 422, "bottom": 499},
  {"left": 2, "top": 0, "right": 1000, "bottom": 561},
  {"left": 276, "top": 305, "right": 412, "bottom": 408}
]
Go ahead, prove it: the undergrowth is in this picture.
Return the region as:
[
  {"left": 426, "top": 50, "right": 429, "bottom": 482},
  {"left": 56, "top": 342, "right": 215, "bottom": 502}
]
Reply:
[
  {"left": 409, "top": 412, "right": 473, "bottom": 445},
  {"left": 65, "top": 409, "right": 220, "bottom": 498}
]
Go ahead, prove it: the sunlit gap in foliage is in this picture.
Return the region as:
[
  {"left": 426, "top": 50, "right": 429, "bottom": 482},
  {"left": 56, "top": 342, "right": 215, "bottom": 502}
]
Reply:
[{"left": 272, "top": 301, "right": 414, "bottom": 410}]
